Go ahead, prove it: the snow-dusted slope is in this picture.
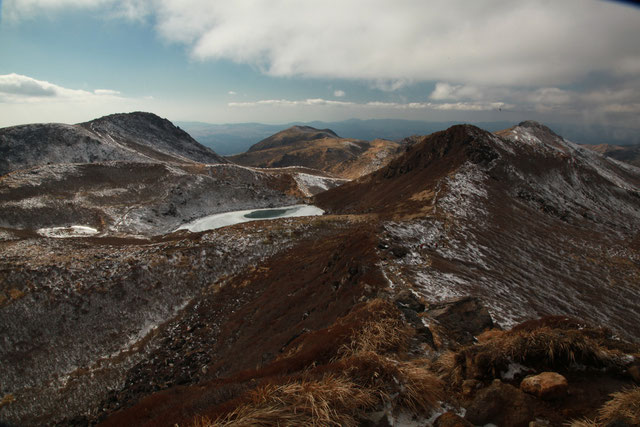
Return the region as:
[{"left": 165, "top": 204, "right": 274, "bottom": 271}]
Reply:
[
  {"left": 0, "top": 162, "right": 301, "bottom": 235},
  {"left": 0, "top": 112, "right": 226, "bottom": 176},
  {"left": 318, "top": 122, "right": 640, "bottom": 340}
]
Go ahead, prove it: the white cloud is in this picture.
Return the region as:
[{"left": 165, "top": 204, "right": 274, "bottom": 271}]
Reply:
[
  {"left": 4, "top": 1, "right": 639, "bottom": 87},
  {"left": 430, "top": 83, "right": 486, "bottom": 101},
  {"left": 333, "top": 89, "right": 345, "bottom": 97},
  {"left": 229, "top": 98, "right": 355, "bottom": 108},
  {"left": 94, "top": 89, "right": 121, "bottom": 96},
  {"left": 227, "top": 90, "right": 237, "bottom": 96},
  {"left": 229, "top": 98, "right": 507, "bottom": 112},
  {"left": 0, "top": 73, "right": 163, "bottom": 126},
  {"left": 0, "top": 73, "right": 96, "bottom": 100}
]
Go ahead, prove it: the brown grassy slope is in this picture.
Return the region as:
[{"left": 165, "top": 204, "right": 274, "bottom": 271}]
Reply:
[
  {"left": 228, "top": 138, "right": 401, "bottom": 179},
  {"left": 228, "top": 137, "right": 368, "bottom": 171},
  {"left": 98, "top": 221, "right": 392, "bottom": 426},
  {"left": 247, "top": 125, "right": 339, "bottom": 153},
  {"left": 228, "top": 126, "right": 401, "bottom": 179}
]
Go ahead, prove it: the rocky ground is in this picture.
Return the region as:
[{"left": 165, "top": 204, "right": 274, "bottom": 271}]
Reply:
[{"left": 1, "top": 120, "right": 639, "bottom": 426}]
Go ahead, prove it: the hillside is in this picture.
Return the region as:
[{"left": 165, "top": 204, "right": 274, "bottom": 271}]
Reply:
[
  {"left": 0, "top": 112, "right": 226, "bottom": 176},
  {"left": 228, "top": 125, "right": 401, "bottom": 179},
  {"left": 316, "top": 121, "right": 640, "bottom": 337},
  {"left": 0, "top": 162, "right": 306, "bottom": 235},
  {"left": 247, "top": 125, "right": 339, "bottom": 152},
  {"left": 0, "top": 114, "right": 345, "bottom": 236},
  {"left": 1, "top": 120, "right": 639, "bottom": 426}
]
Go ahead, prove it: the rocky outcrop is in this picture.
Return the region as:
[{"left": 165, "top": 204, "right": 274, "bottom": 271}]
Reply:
[{"left": 426, "top": 296, "right": 494, "bottom": 345}]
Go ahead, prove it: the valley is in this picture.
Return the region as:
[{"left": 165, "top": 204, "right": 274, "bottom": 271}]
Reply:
[{"left": 1, "top": 113, "right": 639, "bottom": 426}]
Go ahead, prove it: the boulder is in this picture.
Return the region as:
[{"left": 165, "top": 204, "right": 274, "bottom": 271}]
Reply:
[
  {"left": 434, "top": 411, "right": 473, "bottom": 427},
  {"left": 520, "top": 372, "right": 568, "bottom": 400},
  {"left": 464, "top": 379, "right": 535, "bottom": 427},
  {"left": 425, "top": 296, "right": 494, "bottom": 345}
]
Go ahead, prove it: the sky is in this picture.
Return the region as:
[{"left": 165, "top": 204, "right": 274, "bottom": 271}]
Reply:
[{"left": 1, "top": 0, "right": 639, "bottom": 132}]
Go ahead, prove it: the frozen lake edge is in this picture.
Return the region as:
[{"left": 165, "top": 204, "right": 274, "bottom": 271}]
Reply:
[{"left": 176, "top": 204, "right": 325, "bottom": 232}]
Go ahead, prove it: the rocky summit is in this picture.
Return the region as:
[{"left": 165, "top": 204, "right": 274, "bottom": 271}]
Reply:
[{"left": 0, "top": 117, "right": 639, "bottom": 426}]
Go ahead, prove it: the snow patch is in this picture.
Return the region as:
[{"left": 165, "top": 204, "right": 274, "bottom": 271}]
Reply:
[
  {"left": 438, "top": 162, "right": 489, "bottom": 223},
  {"left": 293, "top": 172, "right": 347, "bottom": 196},
  {"left": 176, "top": 204, "right": 324, "bottom": 232},
  {"left": 500, "top": 362, "right": 531, "bottom": 380},
  {"left": 37, "top": 225, "right": 99, "bottom": 238}
]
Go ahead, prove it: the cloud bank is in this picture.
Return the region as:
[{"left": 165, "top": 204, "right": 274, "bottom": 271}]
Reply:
[
  {"left": 0, "top": 74, "right": 123, "bottom": 101},
  {"left": 2, "top": 1, "right": 639, "bottom": 128},
  {"left": 0, "top": 73, "right": 161, "bottom": 126},
  {"left": 3, "top": 0, "right": 639, "bottom": 86}
]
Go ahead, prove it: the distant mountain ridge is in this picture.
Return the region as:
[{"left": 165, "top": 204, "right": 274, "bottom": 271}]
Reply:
[
  {"left": 583, "top": 142, "right": 640, "bottom": 167},
  {"left": 228, "top": 125, "right": 401, "bottom": 179},
  {"left": 0, "top": 112, "right": 226, "bottom": 176},
  {"left": 178, "top": 119, "right": 640, "bottom": 156}
]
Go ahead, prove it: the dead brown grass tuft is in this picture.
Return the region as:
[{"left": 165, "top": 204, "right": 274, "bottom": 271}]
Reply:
[
  {"left": 597, "top": 386, "right": 640, "bottom": 426},
  {"left": 453, "top": 327, "right": 630, "bottom": 382},
  {"left": 569, "top": 387, "right": 640, "bottom": 427},
  {"left": 201, "top": 375, "right": 377, "bottom": 427},
  {"left": 396, "top": 359, "right": 445, "bottom": 413},
  {"left": 338, "top": 314, "right": 413, "bottom": 357},
  {"left": 569, "top": 420, "right": 598, "bottom": 427}
]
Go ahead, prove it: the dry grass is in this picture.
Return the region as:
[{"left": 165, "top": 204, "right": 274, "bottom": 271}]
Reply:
[
  {"left": 198, "top": 376, "right": 377, "bottom": 427},
  {"left": 192, "top": 299, "right": 445, "bottom": 426},
  {"left": 453, "top": 327, "right": 629, "bottom": 382},
  {"left": 569, "top": 387, "right": 640, "bottom": 427},
  {"left": 396, "top": 359, "right": 445, "bottom": 413},
  {"left": 569, "top": 420, "right": 598, "bottom": 427},
  {"left": 337, "top": 314, "right": 412, "bottom": 357},
  {"left": 598, "top": 386, "right": 640, "bottom": 425}
]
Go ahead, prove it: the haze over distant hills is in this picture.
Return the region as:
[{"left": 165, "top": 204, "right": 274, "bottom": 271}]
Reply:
[{"left": 178, "top": 118, "right": 640, "bottom": 156}]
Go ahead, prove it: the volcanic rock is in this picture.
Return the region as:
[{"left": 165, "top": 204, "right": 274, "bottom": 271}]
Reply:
[
  {"left": 433, "top": 411, "right": 473, "bottom": 427},
  {"left": 426, "top": 296, "right": 494, "bottom": 345},
  {"left": 520, "top": 372, "right": 568, "bottom": 400},
  {"left": 464, "top": 379, "right": 535, "bottom": 427}
]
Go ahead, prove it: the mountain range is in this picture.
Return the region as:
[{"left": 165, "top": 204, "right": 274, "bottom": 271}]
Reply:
[
  {"left": 178, "top": 118, "right": 640, "bottom": 156},
  {"left": 1, "top": 113, "right": 639, "bottom": 426}
]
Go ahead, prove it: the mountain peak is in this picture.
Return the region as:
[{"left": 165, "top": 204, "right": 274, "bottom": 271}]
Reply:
[
  {"left": 0, "top": 112, "right": 226, "bottom": 175},
  {"left": 517, "top": 120, "right": 562, "bottom": 138},
  {"left": 289, "top": 125, "right": 338, "bottom": 137},
  {"left": 247, "top": 125, "right": 340, "bottom": 153}
]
